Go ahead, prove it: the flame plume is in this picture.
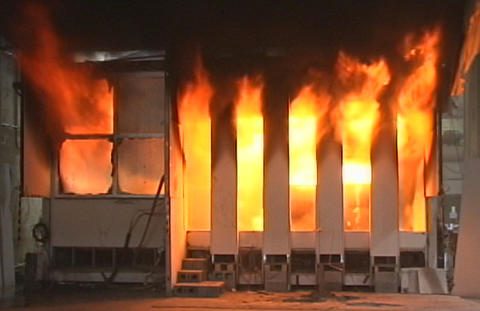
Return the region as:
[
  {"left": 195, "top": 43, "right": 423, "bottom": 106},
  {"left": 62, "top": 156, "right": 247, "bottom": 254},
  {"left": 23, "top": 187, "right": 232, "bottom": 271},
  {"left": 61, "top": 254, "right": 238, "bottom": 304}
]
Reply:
[
  {"left": 289, "top": 85, "right": 329, "bottom": 231},
  {"left": 334, "top": 52, "right": 391, "bottom": 231},
  {"left": 18, "top": 4, "right": 113, "bottom": 194},
  {"left": 236, "top": 76, "right": 264, "bottom": 232},
  {"left": 178, "top": 60, "right": 213, "bottom": 231},
  {"left": 398, "top": 29, "right": 440, "bottom": 232},
  {"left": 18, "top": 4, "right": 113, "bottom": 135}
]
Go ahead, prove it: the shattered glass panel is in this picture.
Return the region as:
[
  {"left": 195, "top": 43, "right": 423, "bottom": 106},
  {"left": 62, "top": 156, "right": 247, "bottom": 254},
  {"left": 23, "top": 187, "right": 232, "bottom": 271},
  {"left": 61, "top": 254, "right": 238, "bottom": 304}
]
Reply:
[
  {"left": 118, "top": 138, "right": 165, "bottom": 194},
  {"left": 59, "top": 139, "right": 113, "bottom": 194}
]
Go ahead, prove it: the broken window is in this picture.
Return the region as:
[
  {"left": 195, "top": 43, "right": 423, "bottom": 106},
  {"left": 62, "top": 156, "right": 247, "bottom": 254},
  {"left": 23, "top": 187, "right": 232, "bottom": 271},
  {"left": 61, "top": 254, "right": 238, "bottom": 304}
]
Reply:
[
  {"left": 59, "top": 139, "right": 113, "bottom": 194},
  {"left": 118, "top": 138, "right": 165, "bottom": 195},
  {"left": 58, "top": 73, "right": 166, "bottom": 196}
]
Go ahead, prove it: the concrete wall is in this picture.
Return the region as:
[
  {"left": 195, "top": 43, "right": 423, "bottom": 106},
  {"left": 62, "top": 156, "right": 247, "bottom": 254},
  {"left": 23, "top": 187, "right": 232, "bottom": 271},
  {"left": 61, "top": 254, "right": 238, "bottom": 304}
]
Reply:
[
  {"left": 442, "top": 112, "right": 464, "bottom": 195},
  {"left": 0, "top": 43, "right": 20, "bottom": 222},
  {"left": 453, "top": 55, "right": 480, "bottom": 298},
  {"left": 0, "top": 39, "right": 20, "bottom": 301}
]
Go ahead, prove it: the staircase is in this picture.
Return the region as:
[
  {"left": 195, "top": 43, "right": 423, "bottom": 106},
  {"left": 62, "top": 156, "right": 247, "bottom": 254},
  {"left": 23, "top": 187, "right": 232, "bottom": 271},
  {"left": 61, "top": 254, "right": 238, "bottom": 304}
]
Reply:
[{"left": 174, "top": 251, "right": 226, "bottom": 297}]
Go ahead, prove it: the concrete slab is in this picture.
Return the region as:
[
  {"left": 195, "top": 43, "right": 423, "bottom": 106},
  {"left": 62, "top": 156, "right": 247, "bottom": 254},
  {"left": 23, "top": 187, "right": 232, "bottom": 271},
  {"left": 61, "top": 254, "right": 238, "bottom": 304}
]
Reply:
[{"left": 4, "top": 289, "right": 480, "bottom": 311}]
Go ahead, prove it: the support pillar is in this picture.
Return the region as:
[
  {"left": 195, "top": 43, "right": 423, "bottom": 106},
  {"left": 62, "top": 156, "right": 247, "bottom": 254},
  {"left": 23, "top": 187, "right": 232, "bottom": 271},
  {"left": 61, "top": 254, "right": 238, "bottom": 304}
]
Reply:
[
  {"left": 316, "top": 135, "right": 344, "bottom": 291},
  {"left": 263, "top": 77, "right": 289, "bottom": 255},
  {"left": 211, "top": 104, "right": 237, "bottom": 255},
  {"left": 371, "top": 120, "right": 399, "bottom": 292}
]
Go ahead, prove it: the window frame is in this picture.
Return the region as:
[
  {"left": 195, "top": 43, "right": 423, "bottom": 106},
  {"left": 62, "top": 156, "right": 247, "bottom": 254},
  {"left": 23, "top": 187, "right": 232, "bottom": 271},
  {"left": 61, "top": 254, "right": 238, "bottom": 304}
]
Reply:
[{"left": 53, "top": 70, "right": 168, "bottom": 199}]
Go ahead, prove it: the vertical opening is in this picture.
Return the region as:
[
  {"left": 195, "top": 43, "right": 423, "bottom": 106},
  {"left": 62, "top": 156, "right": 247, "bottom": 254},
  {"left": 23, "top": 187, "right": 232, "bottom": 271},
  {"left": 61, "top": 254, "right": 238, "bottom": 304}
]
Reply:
[
  {"left": 342, "top": 159, "right": 372, "bottom": 232},
  {"left": 398, "top": 114, "right": 427, "bottom": 232},
  {"left": 397, "top": 30, "right": 440, "bottom": 232},
  {"left": 289, "top": 86, "right": 320, "bottom": 231},
  {"left": 235, "top": 76, "right": 264, "bottom": 232},
  {"left": 335, "top": 53, "right": 390, "bottom": 232},
  {"left": 178, "top": 62, "right": 213, "bottom": 231}
]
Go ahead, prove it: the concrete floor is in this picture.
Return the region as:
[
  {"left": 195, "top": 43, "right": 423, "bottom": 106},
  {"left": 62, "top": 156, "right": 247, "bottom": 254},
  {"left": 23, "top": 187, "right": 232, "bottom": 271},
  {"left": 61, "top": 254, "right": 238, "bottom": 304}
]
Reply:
[{"left": 3, "top": 287, "right": 480, "bottom": 311}]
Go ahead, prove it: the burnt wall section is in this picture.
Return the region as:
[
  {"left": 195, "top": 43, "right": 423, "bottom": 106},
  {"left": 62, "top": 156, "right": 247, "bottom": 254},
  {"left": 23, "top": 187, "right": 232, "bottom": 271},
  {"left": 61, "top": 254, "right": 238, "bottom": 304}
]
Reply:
[
  {"left": 23, "top": 122, "right": 51, "bottom": 196},
  {"left": 22, "top": 75, "right": 51, "bottom": 197}
]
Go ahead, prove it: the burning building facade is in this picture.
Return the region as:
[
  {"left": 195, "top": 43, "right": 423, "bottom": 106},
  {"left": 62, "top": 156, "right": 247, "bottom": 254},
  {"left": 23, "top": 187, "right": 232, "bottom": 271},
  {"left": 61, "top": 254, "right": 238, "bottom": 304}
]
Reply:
[{"left": 13, "top": 1, "right": 467, "bottom": 295}]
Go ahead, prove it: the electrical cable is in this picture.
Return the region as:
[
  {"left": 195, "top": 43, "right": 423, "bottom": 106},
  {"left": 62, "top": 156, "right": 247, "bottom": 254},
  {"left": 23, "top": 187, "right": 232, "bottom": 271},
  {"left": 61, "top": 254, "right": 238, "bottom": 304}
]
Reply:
[
  {"left": 138, "top": 175, "right": 165, "bottom": 249},
  {"left": 101, "top": 174, "right": 165, "bottom": 284}
]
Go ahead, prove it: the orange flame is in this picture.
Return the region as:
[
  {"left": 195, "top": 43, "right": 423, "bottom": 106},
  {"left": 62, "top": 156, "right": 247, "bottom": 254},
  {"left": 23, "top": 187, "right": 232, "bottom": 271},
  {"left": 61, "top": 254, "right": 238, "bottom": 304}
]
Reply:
[
  {"left": 18, "top": 4, "right": 113, "bottom": 135},
  {"left": 334, "top": 52, "right": 391, "bottom": 231},
  {"left": 398, "top": 30, "right": 440, "bottom": 232},
  {"left": 236, "top": 76, "right": 264, "bottom": 231},
  {"left": 452, "top": 3, "right": 480, "bottom": 95},
  {"left": 18, "top": 4, "right": 114, "bottom": 195},
  {"left": 60, "top": 140, "right": 112, "bottom": 194},
  {"left": 178, "top": 60, "right": 213, "bottom": 231},
  {"left": 289, "top": 85, "right": 329, "bottom": 231}
]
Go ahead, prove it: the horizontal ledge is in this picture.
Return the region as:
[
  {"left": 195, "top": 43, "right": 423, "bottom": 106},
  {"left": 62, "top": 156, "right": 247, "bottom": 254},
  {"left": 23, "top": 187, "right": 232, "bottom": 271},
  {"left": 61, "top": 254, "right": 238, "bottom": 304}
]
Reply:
[
  {"left": 53, "top": 194, "right": 167, "bottom": 200},
  {"left": 62, "top": 133, "right": 166, "bottom": 140}
]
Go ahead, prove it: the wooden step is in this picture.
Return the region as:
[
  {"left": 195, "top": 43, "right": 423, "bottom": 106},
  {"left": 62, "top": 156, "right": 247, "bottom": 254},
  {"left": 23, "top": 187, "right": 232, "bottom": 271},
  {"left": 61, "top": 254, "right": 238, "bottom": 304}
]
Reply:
[
  {"left": 174, "top": 281, "right": 225, "bottom": 297},
  {"left": 177, "top": 269, "right": 206, "bottom": 283},
  {"left": 182, "top": 257, "right": 208, "bottom": 270}
]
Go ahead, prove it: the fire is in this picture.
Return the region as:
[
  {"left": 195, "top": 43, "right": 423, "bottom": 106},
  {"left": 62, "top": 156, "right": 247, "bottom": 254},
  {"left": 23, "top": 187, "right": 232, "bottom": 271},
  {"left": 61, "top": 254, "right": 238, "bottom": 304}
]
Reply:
[
  {"left": 452, "top": 2, "right": 480, "bottom": 95},
  {"left": 235, "top": 76, "right": 264, "bottom": 231},
  {"left": 397, "top": 30, "right": 440, "bottom": 232},
  {"left": 18, "top": 4, "right": 114, "bottom": 195},
  {"left": 60, "top": 140, "right": 113, "bottom": 194},
  {"left": 18, "top": 4, "right": 113, "bottom": 135},
  {"left": 18, "top": 3, "right": 443, "bottom": 237},
  {"left": 289, "top": 85, "right": 329, "bottom": 231},
  {"left": 335, "top": 52, "right": 391, "bottom": 231},
  {"left": 178, "top": 60, "right": 213, "bottom": 231}
]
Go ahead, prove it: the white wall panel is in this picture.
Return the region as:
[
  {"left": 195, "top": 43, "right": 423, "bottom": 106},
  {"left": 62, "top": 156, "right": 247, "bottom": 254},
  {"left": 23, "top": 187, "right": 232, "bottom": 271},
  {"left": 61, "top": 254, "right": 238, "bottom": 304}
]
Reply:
[
  {"left": 51, "top": 198, "right": 165, "bottom": 248},
  {"left": 317, "top": 137, "right": 343, "bottom": 254},
  {"left": 263, "top": 89, "right": 289, "bottom": 254},
  {"left": 371, "top": 122, "right": 399, "bottom": 257},
  {"left": 211, "top": 107, "right": 237, "bottom": 254}
]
